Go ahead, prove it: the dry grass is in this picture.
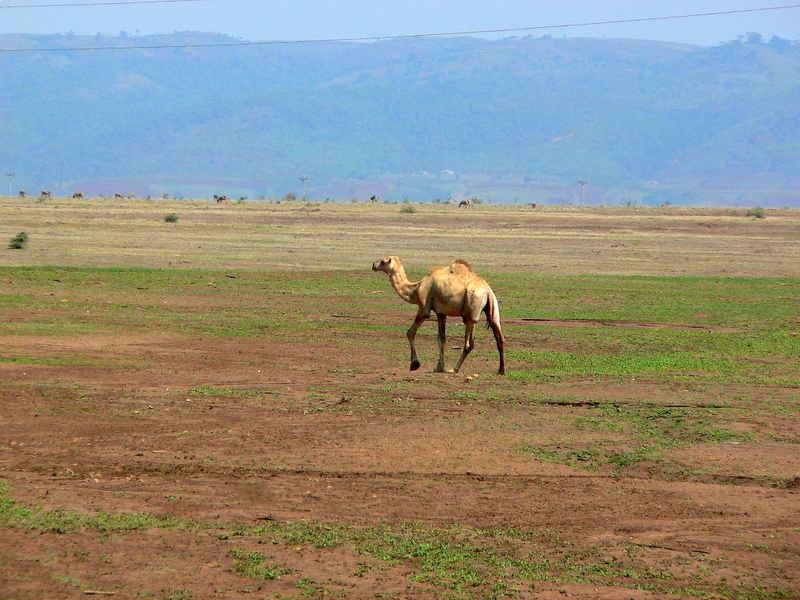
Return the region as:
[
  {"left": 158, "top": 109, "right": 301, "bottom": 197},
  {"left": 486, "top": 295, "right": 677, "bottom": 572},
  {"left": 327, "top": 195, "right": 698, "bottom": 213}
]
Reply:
[{"left": 1, "top": 197, "right": 799, "bottom": 276}]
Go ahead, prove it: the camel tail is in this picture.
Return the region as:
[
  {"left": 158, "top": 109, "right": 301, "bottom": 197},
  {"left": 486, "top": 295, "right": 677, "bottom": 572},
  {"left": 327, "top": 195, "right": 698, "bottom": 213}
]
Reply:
[{"left": 483, "top": 288, "right": 501, "bottom": 329}]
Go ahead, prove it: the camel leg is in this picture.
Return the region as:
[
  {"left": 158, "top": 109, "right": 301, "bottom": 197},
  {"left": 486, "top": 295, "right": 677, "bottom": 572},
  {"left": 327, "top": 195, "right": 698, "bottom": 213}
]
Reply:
[
  {"left": 435, "top": 314, "right": 447, "bottom": 372},
  {"left": 490, "top": 321, "right": 505, "bottom": 375},
  {"left": 454, "top": 321, "right": 476, "bottom": 373},
  {"left": 407, "top": 313, "right": 427, "bottom": 371}
]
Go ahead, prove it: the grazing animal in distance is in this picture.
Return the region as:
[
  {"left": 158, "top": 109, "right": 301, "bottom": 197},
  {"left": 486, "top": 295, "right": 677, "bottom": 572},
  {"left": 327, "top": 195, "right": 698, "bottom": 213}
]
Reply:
[
  {"left": 458, "top": 198, "right": 471, "bottom": 207},
  {"left": 372, "top": 255, "right": 505, "bottom": 375},
  {"left": 72, "top": 191, "right": 84, "bottom": 199},
  {"left": 40, "top": 190, "right": 52, "bottom": 198},
  {"left": 114, "top": 192, "right": 123, "bottom": 199},
  {"left": 18, "top": 190, "right": 26, "bottom": 198},
  {"left": 370, "top": 194, "right": 379, "bottom": 203}
]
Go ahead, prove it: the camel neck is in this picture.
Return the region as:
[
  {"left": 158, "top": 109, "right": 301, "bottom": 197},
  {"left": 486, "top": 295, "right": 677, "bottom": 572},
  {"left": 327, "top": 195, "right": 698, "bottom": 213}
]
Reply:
[{"left": 388, "top": 266, "right": 418, "bottom": 304}]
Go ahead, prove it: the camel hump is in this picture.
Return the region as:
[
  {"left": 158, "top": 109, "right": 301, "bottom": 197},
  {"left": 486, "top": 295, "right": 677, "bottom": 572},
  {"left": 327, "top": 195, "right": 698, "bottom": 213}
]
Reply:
[{"left": 450, "top": 259, "right": 473, "bottom": 273}]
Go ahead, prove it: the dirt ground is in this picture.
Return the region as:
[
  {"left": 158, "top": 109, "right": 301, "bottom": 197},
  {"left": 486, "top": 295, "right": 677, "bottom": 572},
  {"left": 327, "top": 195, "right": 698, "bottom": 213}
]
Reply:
[
  {"left": 1, "top": 201, "right": 799, "bottom": 599},
  {"left": 1, "top": 330, "right": 798, "bottom": 599}
]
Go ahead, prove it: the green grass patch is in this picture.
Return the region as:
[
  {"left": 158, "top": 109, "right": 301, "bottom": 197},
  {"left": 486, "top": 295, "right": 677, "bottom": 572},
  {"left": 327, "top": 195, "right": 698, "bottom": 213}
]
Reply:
[
  {"left": 187, "top": 385, "right": 235, "bottom": 396},
  {"left": 518, "top": 403, "right": 758, "bottom": 474},
  {"left": 0, "top": 354, "right": 91, "bottom": 366},
  {"left": 228, "top": 548, "right": 296, "bottom": 580},
  {"left": 494, "top": 274, "right": 800, "bottom": 331},
  {"left": 5, "top": 479, "right": 788, "bottom": 599},
  {"left": 0, "top": 481, "right": 179, "bottom": 533},
  {"left": 0, "top": 293, "right": 27, "bottom": 307}
]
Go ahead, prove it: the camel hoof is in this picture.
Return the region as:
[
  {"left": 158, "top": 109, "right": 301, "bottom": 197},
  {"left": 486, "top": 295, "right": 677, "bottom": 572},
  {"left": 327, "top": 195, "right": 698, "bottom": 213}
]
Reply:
[{"left": 410, "top": 360, "right": 421, "bottom": 371}]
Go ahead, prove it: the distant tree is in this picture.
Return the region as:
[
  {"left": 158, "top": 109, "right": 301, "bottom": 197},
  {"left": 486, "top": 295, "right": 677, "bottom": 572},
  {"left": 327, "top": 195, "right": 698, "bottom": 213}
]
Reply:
[
  {"left": 769, "top": 36, "right": 793, "bottom": 53},
  {"left": 746, "top": 206, "right": 765, "bottom": 218}
]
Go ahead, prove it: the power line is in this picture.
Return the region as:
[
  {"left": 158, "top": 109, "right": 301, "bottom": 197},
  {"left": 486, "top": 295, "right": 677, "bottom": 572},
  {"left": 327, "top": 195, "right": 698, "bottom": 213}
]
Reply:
[
  {"left": 0, "top": 0, "right": 211, "bottom": 8},
  {"left": 1, "top": 3, "right": 799, "bottom": 52}
]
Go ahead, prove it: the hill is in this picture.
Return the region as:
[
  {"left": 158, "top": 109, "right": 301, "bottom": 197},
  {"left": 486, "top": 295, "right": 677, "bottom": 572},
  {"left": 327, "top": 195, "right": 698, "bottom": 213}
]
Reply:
[{"left": 1, "top": 32, "right": 798, "bottom": 205}]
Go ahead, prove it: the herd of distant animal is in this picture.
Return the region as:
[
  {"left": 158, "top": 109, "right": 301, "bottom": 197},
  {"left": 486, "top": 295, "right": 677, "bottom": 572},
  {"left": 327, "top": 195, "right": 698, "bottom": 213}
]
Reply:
[
  {"left": 18, "top": 190, "right": 137, "bottom": 199},
  {"left": 15, "top": 191, "right": 255, "bottom": 203},
  {"left": 15, "top": 190, "right": 536, "bottom": 211}
]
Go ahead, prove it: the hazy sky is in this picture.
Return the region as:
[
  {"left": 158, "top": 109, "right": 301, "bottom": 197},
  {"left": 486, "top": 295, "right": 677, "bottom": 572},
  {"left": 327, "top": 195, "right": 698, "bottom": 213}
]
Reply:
[{"left": 1, "top": 0, "right": 799, "bottom": 46}]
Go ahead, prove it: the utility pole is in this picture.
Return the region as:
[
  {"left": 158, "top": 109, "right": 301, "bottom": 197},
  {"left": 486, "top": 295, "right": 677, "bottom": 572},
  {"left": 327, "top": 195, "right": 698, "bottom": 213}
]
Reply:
[
  {"left": 5, "top": 172, "right": 15, "bottom": 197},
  {"left": 299, "top": 176, "right": 309, "bottom": 200},
  {"left": 578, "top": 180, "right": 587, "bottom": 205}
]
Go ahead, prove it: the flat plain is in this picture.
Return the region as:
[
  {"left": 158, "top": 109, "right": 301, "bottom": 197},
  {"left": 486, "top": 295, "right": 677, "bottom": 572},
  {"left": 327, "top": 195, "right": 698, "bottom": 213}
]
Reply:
[{"left": 1, "top": 197, "right": 799, "bottom": 599}]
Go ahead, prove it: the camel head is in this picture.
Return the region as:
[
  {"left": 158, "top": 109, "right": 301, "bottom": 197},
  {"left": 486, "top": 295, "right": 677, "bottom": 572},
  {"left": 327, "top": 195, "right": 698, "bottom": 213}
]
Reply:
[{"left": 372, "top": 255, "right": 402, "bottom": 274}]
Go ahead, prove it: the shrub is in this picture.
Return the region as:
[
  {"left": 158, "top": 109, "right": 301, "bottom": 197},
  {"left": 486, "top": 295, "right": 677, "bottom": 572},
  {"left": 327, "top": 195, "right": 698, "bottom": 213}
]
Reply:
[
  {"left": 400, "top": 204, "right": 416, "bottom": 214},
  {"left": 164, "top": 213, "right": 179, "bottom": 223},
  {"left": 283, "top": 192, "right": 297, "bottom": 202},
  {"left": 746, "top": 206, "right": 765, "bottom": 218},
  {"left": 9, "top": 231, "right": 29, "bottom": 249}
]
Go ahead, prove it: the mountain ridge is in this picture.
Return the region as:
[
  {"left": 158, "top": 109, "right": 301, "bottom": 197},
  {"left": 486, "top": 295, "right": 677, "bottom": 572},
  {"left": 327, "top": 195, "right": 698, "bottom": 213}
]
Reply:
[{"left": 1, "top": 32, "right": 798, "bottom": 205}]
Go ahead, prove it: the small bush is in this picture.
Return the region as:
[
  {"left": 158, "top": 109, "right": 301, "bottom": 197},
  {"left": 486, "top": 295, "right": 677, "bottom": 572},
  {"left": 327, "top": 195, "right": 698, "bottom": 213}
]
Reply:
[
  {"left": 746, "top": 206, "right": 765, "bottom": 218},
  {"left": 164, "top": 213, "right": 179, "bottom": 223},
  {"left": 9, "top": 231, "right": 29, "bottom": 249},
  {"left": 400, "top": 204, "right": 416, "bottom": 214}
]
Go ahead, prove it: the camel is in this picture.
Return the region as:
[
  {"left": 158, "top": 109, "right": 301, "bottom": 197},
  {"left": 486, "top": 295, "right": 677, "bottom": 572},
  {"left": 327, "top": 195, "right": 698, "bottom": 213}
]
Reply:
[{"left": 372, "top": 255, "right": 505, "bottom": 375}]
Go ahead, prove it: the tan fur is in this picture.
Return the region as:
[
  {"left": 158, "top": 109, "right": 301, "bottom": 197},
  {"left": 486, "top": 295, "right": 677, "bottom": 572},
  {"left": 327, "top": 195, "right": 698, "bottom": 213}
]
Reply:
[{"left": 372, "top": 256, "right": 505, "bottom": 375}]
